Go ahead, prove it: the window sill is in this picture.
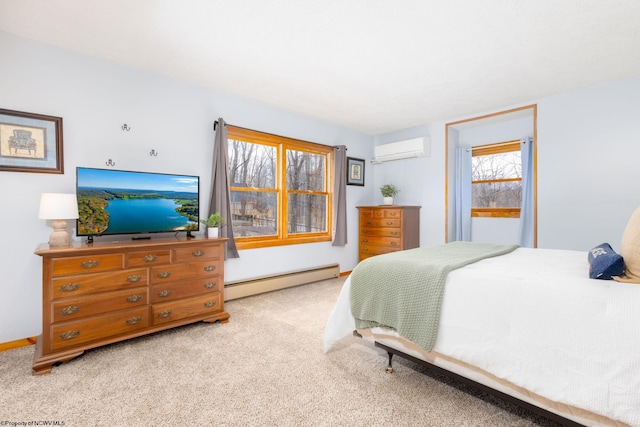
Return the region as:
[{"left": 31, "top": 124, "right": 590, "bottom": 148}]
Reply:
[
  {"left": 471, "top": 208, "right": 521, "bottom": 218},
  {"left": 235, "top": 235, "right": 332, "bottom": 250}
]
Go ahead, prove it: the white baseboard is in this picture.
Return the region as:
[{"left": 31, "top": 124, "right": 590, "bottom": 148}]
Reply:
[{"left": 224, "top": 264, "right": 340, "bottom": 301}]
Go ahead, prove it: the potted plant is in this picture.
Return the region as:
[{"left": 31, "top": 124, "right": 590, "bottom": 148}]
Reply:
[
  {"left": 200, "top": 212, "right": 226, "bottom": 238},
  {"left": 380, "top": 184, "right": 399, "bottom": 205}
]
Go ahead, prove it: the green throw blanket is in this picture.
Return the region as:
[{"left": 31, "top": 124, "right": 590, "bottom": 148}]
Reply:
[{"left": 350, "top": 241, "right": 519, "bottom": 351}]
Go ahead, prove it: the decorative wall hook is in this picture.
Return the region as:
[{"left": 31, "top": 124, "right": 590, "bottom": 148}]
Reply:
[
  {"left": 106, "top": 159, "right": 116, "bottom": 167},
  {"left": 121, "top": 124, "right": 131, "bottom": 131},
  {"left": 149, "top": 149, "right": 158, "bottom": 157}
]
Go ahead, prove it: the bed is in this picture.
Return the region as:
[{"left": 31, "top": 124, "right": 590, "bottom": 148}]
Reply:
[{"left": 324, "top": 242, "right": 640, "bottom": 427}]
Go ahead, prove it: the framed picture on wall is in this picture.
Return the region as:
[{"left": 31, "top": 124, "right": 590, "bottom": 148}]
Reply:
[
  {"left": 347, "top": 157, "right": 365, "bottom": 186},
  {"left": 0, "top": 108, "right": 64, "bottom": 174}
]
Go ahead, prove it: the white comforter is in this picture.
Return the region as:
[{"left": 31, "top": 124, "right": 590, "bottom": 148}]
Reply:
[{"left": 324, "top": 248, "right": 640, "bottom": 426}]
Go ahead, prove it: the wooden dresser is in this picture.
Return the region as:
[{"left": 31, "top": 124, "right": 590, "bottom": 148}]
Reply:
[
  {"left": 33, "top": 237, "right": 229, "bottom": 375},
  {"left": 357, "top": 206, "right": 421, "bottom": 261}
]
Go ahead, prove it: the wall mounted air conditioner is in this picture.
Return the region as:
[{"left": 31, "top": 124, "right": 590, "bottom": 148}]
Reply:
[{"left": 372, "top": 136, "right": 431, "bottom": 164}]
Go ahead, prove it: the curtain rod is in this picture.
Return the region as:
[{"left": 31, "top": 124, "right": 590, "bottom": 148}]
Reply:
[
  {"left": 466, "top": 139, "right": 522, "bottom": 152},
  {"left": 213, "top": 120, "right": 345, "bottom": 150}
]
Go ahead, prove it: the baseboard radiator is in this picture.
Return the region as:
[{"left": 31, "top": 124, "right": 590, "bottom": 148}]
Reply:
[{"left": 224, "top": 263, "right": 340, "bottom": 301}]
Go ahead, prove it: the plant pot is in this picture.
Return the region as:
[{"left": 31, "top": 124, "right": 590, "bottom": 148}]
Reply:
[
  {"left": 207, "top": 227, "right": 219, "bottom": 238},
  {"left": 382, "top": 197, "right": 394, "bottom": 205}
]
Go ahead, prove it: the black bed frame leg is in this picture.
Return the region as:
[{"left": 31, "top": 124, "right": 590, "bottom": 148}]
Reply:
[{"left": 386, "top": 351, "right": 394, "bottom": 373}]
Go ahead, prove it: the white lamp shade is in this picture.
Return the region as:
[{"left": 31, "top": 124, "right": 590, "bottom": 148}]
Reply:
[{"left": 38, "top": 193, "right": 79, "bottom": 220}]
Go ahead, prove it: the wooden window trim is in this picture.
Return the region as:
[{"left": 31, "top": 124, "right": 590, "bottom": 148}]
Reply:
[
  {"left": 471, "top": 140, "right": 521, "bottom": 218},
  {"left": 227, "top": 126, "right": 333, "bottom": 250},
  {"left": 471, "top": 140, "right": 520, "bottom": 157},
  {"left": 471, "top": 208, "right": 521, "bottom": 218}
]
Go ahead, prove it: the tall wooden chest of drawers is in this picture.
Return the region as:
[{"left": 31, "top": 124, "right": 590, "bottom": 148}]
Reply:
[
  {"left": 357, "top": 206, "right": 421, "bottom": 261},
  {"left": 33, "top": 237, "right": 229, "bottom": 375}
]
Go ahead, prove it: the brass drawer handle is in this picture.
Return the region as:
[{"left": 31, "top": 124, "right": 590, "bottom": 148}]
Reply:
[
  {"left": 59, "top": 330, "right": 80, "bottom": 341},
  {"left": 362, "top": 248, "right": 369, "bottom": 252},
  {"left": 204, "top": 301, "right": 216, "bottom": 308},
  {"left": 192, "top": 250, "right": 205, "bottom": 257},
  {"left": 157, "top": 271, "right": 172, "bottom": 279},
  {"left": 80, "top": 260, "right": 100, "bottom": 269},
  {"left": 389, "top": 212, "right": 397, "bottom": 216},
  {"left": 204, "top": 265, "right": 216, "bottom": 272},
  {"left": 391, "top": 231, "right": 398, "bottom": 235},
  {"left": 60, "top": 305, "right": 80, "bottom": 316},
  {"left": 127, "top": 294, "right": 143, "bottom": 303},
  {"left": 362, "top": 239, "right": 368, "bottom": 242},
  {"left": 204, "top": 282, "right": 216, "bottom": 289},
  {"left": 157, "top": 289, "right": 172, "bottom": 298},
  {"left": 157, "top": 310, "right": 172, "bottom": 319},
  {"left": 127, "top": 274, "right": 142, "bottom": 283},
  {"left": 60, "top": 283, "right": 80, "bottom": 293},
  {"left": 126, "top": 316, "right": 143, "bottom": 325},
  {"left": 362, "top": 229, "right": 368, "bottom": 233},
  {"left": 391, "top": 241, "right": 397, "bottom": 246},
  {"left": 143, "top": 254, "right": 158, "bottom": 262},
  {"left": 387, "top": 221, "right": 393, "bottom": 225},
  {"left": 366, "top": 221, "right": 372, "bottom": 225}
]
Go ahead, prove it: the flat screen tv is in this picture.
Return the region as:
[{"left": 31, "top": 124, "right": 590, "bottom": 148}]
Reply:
[{"left": 76, "top": 167, "right": 200, "bottom": 242}]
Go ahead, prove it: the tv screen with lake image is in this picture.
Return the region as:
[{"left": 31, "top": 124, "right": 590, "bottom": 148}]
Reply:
[{"left": 76, "top": 167, "right": 200, "bottom": 237}]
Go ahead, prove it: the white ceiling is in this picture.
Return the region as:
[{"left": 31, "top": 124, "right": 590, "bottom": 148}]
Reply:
[{"left": 1, "top": 0, "right": 640, "bottom": 135}]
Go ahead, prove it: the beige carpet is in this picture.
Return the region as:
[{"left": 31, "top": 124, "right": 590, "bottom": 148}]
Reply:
[{"left": 1, "top": 277, "right": 560, "bottom": 426}]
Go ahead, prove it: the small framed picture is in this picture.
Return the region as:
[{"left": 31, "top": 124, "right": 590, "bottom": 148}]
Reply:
[
  {"left": 347, "top": 157, "right": 365, "bottom": 186},
  {"left": 0, "top": 108, "right": 64, "bottom": 174}
]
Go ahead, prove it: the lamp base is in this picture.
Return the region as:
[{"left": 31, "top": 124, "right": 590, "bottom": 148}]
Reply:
[{"left": 49, "top": 220, "right": 70, "bottom": 247}]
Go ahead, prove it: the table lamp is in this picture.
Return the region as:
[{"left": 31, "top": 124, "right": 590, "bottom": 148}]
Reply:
[{"left": 38, "top": 193, "right": 79, "bottom": 247}]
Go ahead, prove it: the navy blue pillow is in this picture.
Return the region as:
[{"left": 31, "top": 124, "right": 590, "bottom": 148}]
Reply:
[{"left": 588, "top": 243, "right": 625, "bottom": 280}]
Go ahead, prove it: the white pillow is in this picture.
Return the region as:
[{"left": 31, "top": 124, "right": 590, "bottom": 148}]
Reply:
[{"left": 614, "top": 207, "right": 640, "bottom": 284}]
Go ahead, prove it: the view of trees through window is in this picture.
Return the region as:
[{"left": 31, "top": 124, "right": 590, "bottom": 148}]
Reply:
[
  {"left": 286, "top": 149, "right": 326, "bottom": 233},
  {"left": 227, "top": 126, "right": 332, "bottom": 247},
  {"left": 228, "top": 140, "right": 277, "bottom": 237},
  {"left": 471, "top": 140, "right": 522, "bottom": 217}
]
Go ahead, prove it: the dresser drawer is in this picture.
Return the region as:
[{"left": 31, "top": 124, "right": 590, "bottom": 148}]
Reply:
[
  {"left": 50, "top": 307, "right": 149, "bottom": 351},
  {"left": 359, "top": 251, "right": 379, "bottom": 261},
  {"left": 51, "top": 268, "right": 149, "bottom": 299},
  {"left": 152, "top": 277, "right": 220, "bottom": 303},
  {"left": 359, "top": 245, "right": 401, "bottom": 257},
  {"left": 51, "top": 287, "right": 147, "bottom": 323},
  {"left": 152, "top": 293, "right": 222, "bottom": 325},
  {"left": 360, "top": 218, "right": 401, "bottom": 228},
  {"left": 51, "top": 268, "right": 148, "bottom": 299},
  {"left": 127, "top": 250, "right": 171, "bottom": 267},
  {"left": 372, "top": 208, "right": 403, "bottom": 219},
  {"left": 359, "top": 236, "right": 401, "bottom": 248},
  {"left": 173, "top": 245, "right": 222, "bottom": 262},
  {"left": 360, "top": 208, "right": 403, "bottom": 218},
  {"left": 150, "top": 259, "right": 221, "bottom": 283},
  {"left": 51, "top": 253, "right": 124, "bottom": 276},
  {"left": 359, "top": 209, "right": 375, "bottom": 219},
  {"left": 361, "top": 227, "right": 402, "bottom": 238}
]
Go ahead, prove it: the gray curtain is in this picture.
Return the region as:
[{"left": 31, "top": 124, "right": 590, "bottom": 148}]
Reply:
[
  {"left": 332, "top": 145, "right": 347, "bottom": 246},
  {"left": 209, "top": 118, "right": 239, "bottom": 258}
]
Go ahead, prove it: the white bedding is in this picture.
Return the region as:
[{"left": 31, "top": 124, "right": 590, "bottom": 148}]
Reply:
[{"left": 324, "top": 248, "right": 640, "bottom": 426}]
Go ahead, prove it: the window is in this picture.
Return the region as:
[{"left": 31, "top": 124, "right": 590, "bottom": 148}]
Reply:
[
  {"left": 227, "top": 126, "right": 333, "bottom": 249},
  {"left": 471, "top": 140, "right": 522, "bottom": 218}
]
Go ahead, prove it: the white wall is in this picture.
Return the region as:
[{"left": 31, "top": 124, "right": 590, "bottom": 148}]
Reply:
[
  {"left": 0, "top": 32, "right": 373, "bottom": 343},
  {"left": 372, "top": 123, "right": 446, "bottom": 248},
  {"left": 537, "top": 78, "right": 640, "bottom": 250}
]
